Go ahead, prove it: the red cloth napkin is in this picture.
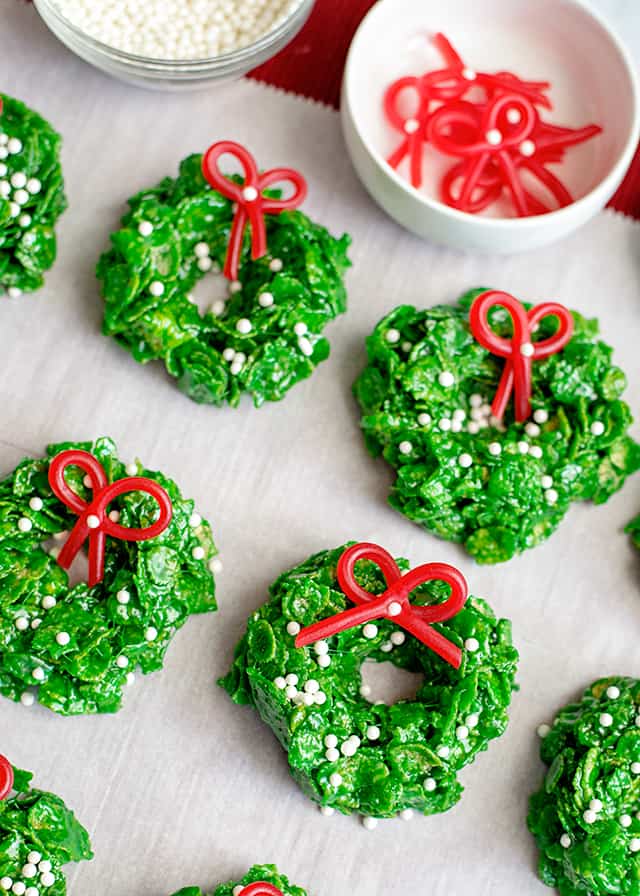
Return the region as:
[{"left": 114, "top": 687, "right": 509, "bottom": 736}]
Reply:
[{"left": 249, "top": 0, "right": 640, "bottom": 219}]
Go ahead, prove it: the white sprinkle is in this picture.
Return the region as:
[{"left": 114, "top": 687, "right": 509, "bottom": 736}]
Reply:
[
  {"left": 236, "top": 318, "right": 252, "bottom": 335},
  {"left": 116, "top": 655, "right": 129, "bottom": 668},
  {"left": 144, "top": 627, "right": 158, "bottom": 642},
  {"left": 388, "top": 601, "right": 402, "bottom": 617},
  {"left": 126, "top": 672, "right": 135, "bottom": 686},
  {"left": 15, "top": 617, "right": 29, "bottom": 632},
  {"left": 458, "top": 453, "right": 473, "bottom": 469},
  {"left": 506, "top": 107, "right": 522, "bottom": 124},
  {"left": 467, "top": 422, "right": 480, "bottom": 434},
  {"left": 20, "top": 692, "right": 35, "bottom": 707},
  {"left": 462, "top": 68, "right": 476, "bottom": 80},
  {"left": 269, "top": 258, "right": 283, "bottom": 272},
  {"left": 363, "top": 623, "right": 378, "bottom": 639},
  {"left": 32, "top": 668, "right": 45, "bottom": 682},
  {"left": 367, "top": 726, "right": 380, "bottom": 740},
  {"left": 520, "top": 342, "right": 534, "bottom": 357},
  {"left": 294, "top": 322, "right": 308, "bottom": 336},
  {"left": 560, "top": 833, "right": 571, "bottom": 848},
  {"left": 242, "top": 186, "right": 258, "bottom": 202},
  {"left": 537, "top": 724, "right": 551, "bottom": 738},
  {"left": 0, "top": 881, "right": 11, "bottom": 892},
  {"left": 465, "top": 637, "right": 479, "bottom": 652},
  {"left": 390, "top": 631, "right": 405, "bottom": 646},
  {"left": 210, "top": 300, "right": 225, "bottom": 316},
  {"left": 40, "top": 874, "right": 55, "bottom": 888},
  {"left": 7, "top": 287, "right": 22, "bottom": 299},
  {"left": 320, "top": 806, "right": 335, "bottom": 817},
  {"left": 362, "top": 816, "right": 378, "bottom": 830},
  {"left": 520, "top": 140, "right": 536, "bottom": 157},
  {"left": 400, "top": 809, "right": 414, "bottom": 820},
  {"left": 590, "top": 421, "right": 605, "bottom": 436},
  {"left": 194, "top": 241, "right": 210, "bottom": 258},
  {"left": 232, "top": 888, "right": 243, "bottom": 896},
  {"left": 38, "top": 863, "right": 51, "bottom": 874},
  {"left": 385, "top": 329, "right": 400, "bottom": 344},
  {"left": 525, "top": 423, "right": 540, "bottom": 437},
  {"left": 302, "top": 693, "right": 314, "bottom": 706},
  {"left": 304, "top": 679, "right": 320, "bottom": 694},
  {"left": 209, "top": 557, "right": 223, "bottom": 574},
  {"left": 529, "top": 446, "right": 543, "bottom": 459},
  {"left": 56, "top": 632, "right": 70, "bottom": 646},
  {"left": 86, "top": 514, "right": 100, "bottom": 529},
  {"left": 424, "top": 777, "right": 436, "bottom": 792},
  {"left": 17, "top": 517, "right": 32, "bottom": 533},
  {"left": 466, "top": 713, "right": 479, "bottom": 729},
  {"left": 541, "top": 475, "right": 553, "bottom": 490},
  {"left": 298, "top": 337, "right": 314, "bottom": 357},
  {"left": 258, "top": 291, "right": 274, "bottom": 308},
  {"left": 590, "top": 798, "right": 603, "bottom": 812},
  {"left": 517, "top": 441, "right": 529, "bottom": 454},
  {"left": 583, "top": 809, "right": 597, "bottom": 824},
  {"left": 488, "top": 442, "right": 501, "bottom": 456},
  {"left": 18, "top": 214, "right": 31, "bottom": 228},
  {"left": 401, "top": 341, "right": 412, "bottom": 353},
  {"left": 192, "top": 546, "right": 205, "bottom": 560},
  {"left": 438, "top": 371, "right": 455, "bottom": 387},
  {"left": 286, "top": 621, "right": 301, "bottom": 636},
  {"left": 437, "top": 746, "right": 450, "bottom": 759},
  {"left": 314, "top": 641, "right": 329, "bottom": 656},
  {"left": 285, "top": 673, "right": 298, "bottom": 686},
  {"left": 456, "top": 725, "right": 469, "bottom": 741},
  {"left": 125, "top": 463, "right": 138, "bottom": 475},
  {"left": 10, "top": 172, "right": 26, "bottom": 188},
  {"left": 380, "top": 641, "right": 393, "bottom": 653},
  {"left": 621, "top": 814, "right": 632, "bottom": 828},
  {"left": 149, "top": 280, "right": 165, "bottom": 297},
  {"left": 606, "top": 686, "right": 620, "bottom": 699},
  {"left": 630, "top": 839, "right": 640, "bottom": 853},
  {"left": 486, "top": 128, "right": 502, "bottom": 145},
  {"left": 418, "top": 413, "right": 431, "bottom": 426},
  {"left": 41, "top": 596, "right": 56, "bottom": 610},
  {"left": 599, "top": 713, "right": 613, "bottom": 727},
  {"left": 138, "top": 221, "right": 153, "bottom": 237},
  {"left": 189, "top": 513, "right": 202, "bottom": 528},
  {"left": 360, "top": 684, "right": 372, "bottom": 698},
  {"left": 404, "top": 118, "right": 419, "bottom": 134},
  {"left": 341, "top": 740, "right": 357, "bottom": 757},
  {"left": 285, "top": 685, "right": 297, "bottom": 700},
  {"left": 329, "top": 773, "right": 342, "bottom": 787},
  {"left": 325, "top": 747, "right": 339, "bottom": 762},
  {"left": 325, "top": 734, "right": 338, "bottom": 749},
  {"left": 274, "top": 676, "right": 286, "bottom": 689},
  {"left": 439, "top": 418, "right": 451, "bottom": 432},
  {"left": 12, "top": 884, "right": 26, "bottom": 896},
  {"left": 317, "top": 655, "right": 331, "bottom": 668},
  {"left": 632, "top": 762, "right": 640, "bottom": 775},
  {"left": 31, "top": 619, "right": 42, "bottom": 630},
  {"left": 27, "top": 854, "right": 41, "bottom": 866},
  {"left": 533, "top": 409, "right": 548, "bottom": 423},
  {"left": 222, "top": 347, "right": 236, "bottom": 362},
  {"left": 7, "top": 138, "right": 22, "bottom": 154},
  {"left": 314, "top": 691, "right": 327, "bottom": 705},
  {"left": 545, "top": 489, "right": 559, "bottom": 505},
  {"left": 116, "top": 589, "right": 130, "bottom": 605}
]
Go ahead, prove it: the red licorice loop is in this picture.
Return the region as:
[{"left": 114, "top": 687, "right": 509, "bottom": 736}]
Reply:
[
  {"left": 48, "top": 450, "right": 173, "bottom": 588},
  {"left": 201, "top": 140, "right": 307, "bottom": 281},
  {"left": 469, "top": 290, "right": 574, "bottom": 422},
  {"left": 295, "top": 542, "right": 468, "bottom": 669},
  {"left": 0, "top": 755, "right": 14, "bottom": 801},
  {"left": 240, "top": 885, "right": 284, "bottom": 896}
]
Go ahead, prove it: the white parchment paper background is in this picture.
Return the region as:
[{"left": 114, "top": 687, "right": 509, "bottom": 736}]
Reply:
[{"left": 1, "top": 5, "right": 639, "bottom": 896}]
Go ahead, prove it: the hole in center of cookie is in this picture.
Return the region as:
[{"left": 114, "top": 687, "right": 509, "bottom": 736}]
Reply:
[
  {"left": 359, "top": 660, "right": 423, "bottom": 705},
  {"left": 42, "top": 535, "right": 89, "bottom": 589},
  {"left": 188, "top": 268, "right": 230, "bottom": 318}
]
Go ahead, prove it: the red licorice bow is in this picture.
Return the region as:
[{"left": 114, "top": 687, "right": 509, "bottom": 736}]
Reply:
[
  {"left": 48, "top": 450, "right": 173, "bottom": 588},
  {"left": 201, "top": 140, "right": 307, "bottom": 281},
  {"left": 240, "top": 885, "right": 284, "bottom": 896},
  {"left": 469, "top": 290, "right": 574, "bottom": 423},
  {"left": 295, "top": 543, "right": 468, "bottom": 669},
  {"left": 0, "top": 755, "right": 14, "bottom": 800}
]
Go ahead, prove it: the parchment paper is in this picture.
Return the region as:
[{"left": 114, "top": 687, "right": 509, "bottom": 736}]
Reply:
[{"left": 1, "top": 5, "right": 639, "bottom": 896}]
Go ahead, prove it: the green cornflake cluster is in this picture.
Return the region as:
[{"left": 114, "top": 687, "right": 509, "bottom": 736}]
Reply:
[
  {"left": 170, "top": 863, "right": 307, "bottom": 896},
  {"left": 0, "top": 437, "right": 218, "bottom": 716},
  {"left": 0, "top": 94, "right": 66, "bottom": 297},
  {"left": 97, "top": 154, "right": 351, "bottom": 408},
  {"left": 0, "top": 762, "right": 93, "bottom": 894},
  {"left": 354, "top": 289, "right": 640, "bottom": 564},
  {"left": 626, "top": 514, "right": 640, "bottom": 554},
  {"left": 220, "top": 544, "right": 518, "bottom": 820},
  {"left": 528, "top": 677, "right": 640, "bottom": 896}
]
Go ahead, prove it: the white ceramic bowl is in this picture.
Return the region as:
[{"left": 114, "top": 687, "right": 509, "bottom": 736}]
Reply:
[{"left": 342, "top": 0, "right": 640, "bottom": 253}]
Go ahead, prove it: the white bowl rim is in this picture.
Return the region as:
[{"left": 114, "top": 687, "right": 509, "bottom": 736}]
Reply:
[{"left": 343, "top": 0, "right": 640, "bottom": 231}]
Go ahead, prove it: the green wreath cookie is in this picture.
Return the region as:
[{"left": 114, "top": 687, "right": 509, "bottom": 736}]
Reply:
[
  {"left": 0, "top": 94, "right": 66, "bottom": 298},
  {"left": 354, "top": 288, "right": 640, "bottom": 564},
  {"left": 170, "top": 864, "right": 307, "bottom": 896},
  {"left": 220, "top": 543, "right": 518, "bottom": 825},
  {"left": 529, "top": 677, "right": 640, "bottom": 896},
  {"left": 0, "top": 757, "right": 93, "bottom": 894},
  {"left": 97, "top": 141, "right": 351, "bottom": 408},
  {"left": 0, "top": 436, "right": 218, "bottom": 715}
]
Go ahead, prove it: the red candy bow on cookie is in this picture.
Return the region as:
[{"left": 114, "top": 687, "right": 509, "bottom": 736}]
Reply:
[
  {"left": 240, "top": 885, "right": 284, "bottom": 896},
  {"left": 296, "top": 542, "right": 468, "bottom": 669},
  {"left": 469, "top": 290, "right": 574, "bottom": 423},
  {"left": 202, "top": 140, "right": 307, "bottom": 281},
  {"left": 48, "top": 449, "right": 173, "bottom": 588},
  {"left": 0, "top": 755, "right": 14, "bottom": 801}
]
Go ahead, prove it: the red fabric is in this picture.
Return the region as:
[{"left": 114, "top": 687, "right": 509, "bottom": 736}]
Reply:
[{"left": 248, "top": 0, "right": 640, "bottom": 220}]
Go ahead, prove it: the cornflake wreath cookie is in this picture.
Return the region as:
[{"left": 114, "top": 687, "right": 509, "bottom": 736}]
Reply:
[
  {"left": 354, "top": 288, "right": 640, "bottom": 564},
  {"left": 171, "top": 864, "right": 306, "bottom": 896},
  {"left": 221, "top": 541, "right": 519, "bottom": 827},
  {"left": 0, "top": 437, "right": 219, "bottom": 715},
  {"left": 0, "top": 94, "right": 66, "bottom": 298},
  {"left": 529, "top": 677, "right": 640, "bottom": 896},
  {"left": 97, "top": 140, "right": 351, "bottom": 408},
  {"left": 0, "top": 754, "right": 93, "bottom": 894}
]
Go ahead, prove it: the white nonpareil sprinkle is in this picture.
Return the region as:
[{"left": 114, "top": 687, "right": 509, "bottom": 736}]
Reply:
[
  {"left": 286, "top": 621, "right": 301, "bottom": 636},
  {"left": 362, "top": 623, "right": 378, "bottom": 639},
  {"left": 20, "top": 693, "right": 35, "bottom": 706},
  {"left": 42, "top": 596, "right": 56, "bottom": 610},
  {"left": 458, "top": 453, "right": 473, "bottom": 468},
  {"left": 314, "top": 640, "right": 329, "bottom": 656},
  {"left": 236, "top": 318, "right": 252, "bottom": 334},
  {"left": 258, "top": 291, "right": 274, "bottom": 308},
  {"left": 320, "top": 805, "right": 335, "bottom": 817},
  {"left": 583, "top": 809, "right": 597, "bottom": 824},
  {"left": 438, "top": 371, "right": 455, "bottom": 387},
  {"left": 560, "top": 833, "right": 571, "bottom": 848},
  {"left": 620, "top": 814, "right": 632, "bottom": 828},
  {"left": 116, "top": 589, "right": 130, "bottom": 604},
  {"left": 599, "top": 713, "right": 613, "bottom": 727},
  {"left": 424, "top": 777, "right": 436, "bottom": 792},
  {"left": 606, "top": 685, "right": 620, "bottom": 699},
  {"left": 465, "top": 637, "right": 479, "bottom": 652},
  {"left": 388, "top": 602, "right": 402, "bottom": 617},
  {"left": 144, "top": 626, "right": 158, "bottom": 642},
  {"left": 590, "top": 420, "right": 605, "bottom": 436},
  {"left": 362, "top": 816, "right": 378, "bottom": 830},
  {"left": 17, "top": 517, "right": 32, "bottom": 533},
  {"left": 436, "top": 745, "right": 450, "bottom": 759},
  {"left": 488, "top": 442, "right": 501, "bottom": 456},
  {"left": 367, "top": 725, "right": 380, "bottom": 740},
  {"left": 533, "top": 409, "right": 548, "bottom": 423},
  {"left": 390, "top": 631, "right": 405, "bottom": 645},
  {"left": 630, "top": 838, "right": 640, "bottom": 853},
  {"left": 149, "top": 280, "right": 164, "bottom": 297},
  {"left": 329, "top": 773, "right": 342, "bottom": 787},
  {"left": 56, "top": 632, "right": 71, "bottom": 646},
  {"left": 385, "top": 328, "right": 400, "bottom": 344},
  {"left": 192, "top": 546, "right": 205, "bottom": 560},
  {"left": 632, "top": 762, "right": 640, "bottom": 775},
  {"left": 209, "top": 557, "right": 223, "bottom": 574},
  {"left": 537, "top": 723, "right": 551, "bottom": 738},
  {"left": 52, "top": 0, "right": 304, "bottom": 59},
  {"left": 399, "top": 809, "right": 413, "bottom": 820}
]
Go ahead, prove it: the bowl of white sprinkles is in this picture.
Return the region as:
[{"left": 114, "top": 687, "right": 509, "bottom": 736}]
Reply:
[{"left": 34, "top": 0, "right": 315, "bottom": 90}]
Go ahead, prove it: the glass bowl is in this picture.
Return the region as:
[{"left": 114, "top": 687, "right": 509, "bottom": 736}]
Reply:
[{"left": 33, "top": 0, "right": 316, "bottom": 91}]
